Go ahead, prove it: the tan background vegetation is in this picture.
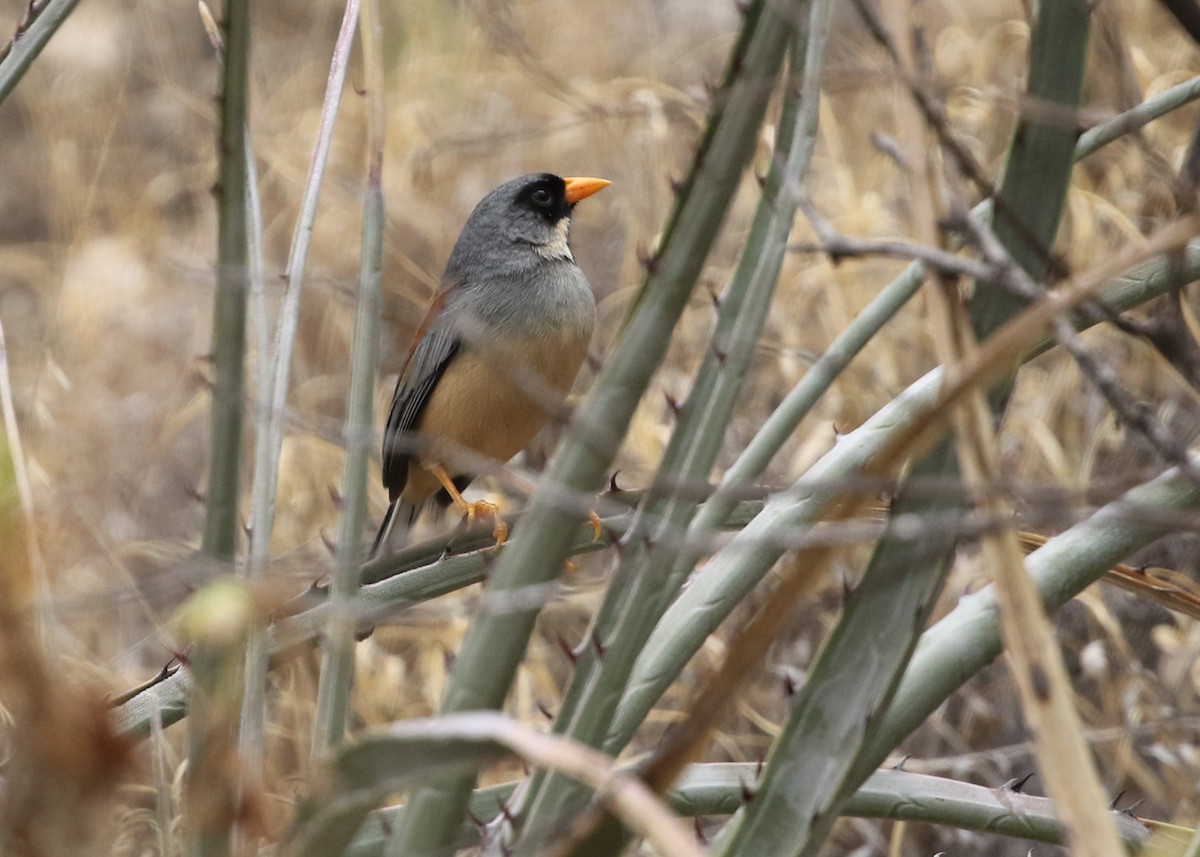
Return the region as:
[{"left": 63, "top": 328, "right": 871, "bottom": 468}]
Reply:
[{"left": 1, "top": 0, "right": 1199, "bottom": 853}]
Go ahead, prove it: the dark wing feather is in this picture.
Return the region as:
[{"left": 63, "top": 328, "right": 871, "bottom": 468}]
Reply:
[{"left": 381, "top": 290, "right": 462, "bottom": 502}]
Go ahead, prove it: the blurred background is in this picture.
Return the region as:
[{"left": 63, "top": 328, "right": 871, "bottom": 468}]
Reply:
[{"left": 1, "top": 0, "right": 1199, "bottom": 853}]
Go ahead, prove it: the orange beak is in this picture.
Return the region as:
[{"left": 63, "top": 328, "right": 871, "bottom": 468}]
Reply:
[{"left": 563, "top": 176, "right": 611, "bottom": 205}]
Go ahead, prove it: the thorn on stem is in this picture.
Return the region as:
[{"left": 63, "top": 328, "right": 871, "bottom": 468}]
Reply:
[
  {"left": 499, "top": 799, "right": 517, "bottom": 824},
  {"left": 636, "top": 243, "right": 660, "bottom": 275},
  {"left": 706, "top": 282, "right": 722, "bottom": 310},
  {"left": 740, "top": 780, "right": 756, "bottom": 803},
  {"left": 1121, "top": 799, "right": 1145, "bottom": 817},
  {"left": 557, "top": 635, "right": 579, "bottom": 665},
  {"left": 1002, "top": 772, "right": 1034, "bottom": 794}
]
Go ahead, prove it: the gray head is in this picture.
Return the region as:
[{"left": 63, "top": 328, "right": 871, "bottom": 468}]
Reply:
[{"left": 446, "top": 173, "right": 609, "bottom": 279}]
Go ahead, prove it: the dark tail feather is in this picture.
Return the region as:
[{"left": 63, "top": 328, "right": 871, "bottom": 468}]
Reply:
[
  {"left": 368, "top": 500, "right": 420, "bottom": 559},
  {"left": 368, "top": 503, "right": 396, "bottom": 559}
]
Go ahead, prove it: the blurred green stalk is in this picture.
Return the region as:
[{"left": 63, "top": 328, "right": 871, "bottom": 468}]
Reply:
[
  {"left": 343, "top": 765, "right": 1151, "bottom": 857},
  {"left": 509, "top": 2, "right": 831, "bottom": 849},
  {"left": 202, "top": 0, "right": 251, "bottom": 561},
  {"left": 239, "top": 0, "right": 361, "bottom": 778},
  {"left": 0, "top": 0, "right": 84, "bottom": 106},
  {"left": 180, "top": 582, "right": 255, "bottom": 857},
  {"left": 312, "top": 0, "right": 381, "bottom": 757}
]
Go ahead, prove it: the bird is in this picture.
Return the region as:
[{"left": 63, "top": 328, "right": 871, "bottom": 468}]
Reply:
[{"left": 370, "top": 173, "right": 610, "bottom": 557}]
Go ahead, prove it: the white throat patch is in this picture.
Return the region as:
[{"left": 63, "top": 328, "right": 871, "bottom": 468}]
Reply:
[{"left": 533, "top": 217, "right": 573, "bottom": 261}]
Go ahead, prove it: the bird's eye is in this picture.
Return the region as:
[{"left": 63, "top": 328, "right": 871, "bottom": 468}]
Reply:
[{"left": 531, "top": 188, "right": 552, "bottom": 206}]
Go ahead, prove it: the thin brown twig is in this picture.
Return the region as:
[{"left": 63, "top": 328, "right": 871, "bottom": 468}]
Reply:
[
  {"left": 953, "top": 207, "right": 1200, "bottom": 491},
  {"left": 790, "top": 194, "right": 996, "bottom": 282},
  {"left": 1114, "top": 122, "right": 1200, "bottom": 390},
  {"left": 850, "top": 0, "right": 1073, "bottom": 283}
]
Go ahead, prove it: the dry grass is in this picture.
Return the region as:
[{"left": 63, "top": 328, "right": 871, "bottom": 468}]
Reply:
[{"left": 1, "top": 0, "right": 1200, "bottom": 854}]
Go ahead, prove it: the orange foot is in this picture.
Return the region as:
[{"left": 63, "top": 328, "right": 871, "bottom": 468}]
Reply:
[
  {"left": 428, "top": 464, "right": 508, "bottom": 547},
  {"left": 566, "top": 511, "right": 606, "bottom": 572},
  {"left": 588, "top": 510, "right": 603, "bottom": 541}
]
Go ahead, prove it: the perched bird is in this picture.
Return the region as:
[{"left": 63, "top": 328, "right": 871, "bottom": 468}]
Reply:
[{"left": 371, "top": 173, "right": 610, "bottom": 556}]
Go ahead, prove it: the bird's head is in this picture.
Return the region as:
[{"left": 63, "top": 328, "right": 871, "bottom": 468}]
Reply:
[{"left": 451, "top": 173, "right": 610, "bottom": 268}]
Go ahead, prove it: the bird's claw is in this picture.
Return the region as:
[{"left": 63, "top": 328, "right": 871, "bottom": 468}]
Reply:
[{"left": 465, "top": 500, "right": 507, "bottom": 549}]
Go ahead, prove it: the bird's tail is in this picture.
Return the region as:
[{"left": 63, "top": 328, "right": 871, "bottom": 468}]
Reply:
[{"left": 368, "top": 500, "right": 420, "bottom": 559}]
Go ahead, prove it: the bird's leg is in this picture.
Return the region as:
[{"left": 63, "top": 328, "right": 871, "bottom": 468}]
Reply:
[{"left": 428, "top": 464, "right": 508, "bottom": 546}]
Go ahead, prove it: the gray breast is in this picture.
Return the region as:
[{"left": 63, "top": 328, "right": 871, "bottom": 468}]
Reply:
[{"left": 454, "top": 260, "right": 595, "bottom": 343}]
